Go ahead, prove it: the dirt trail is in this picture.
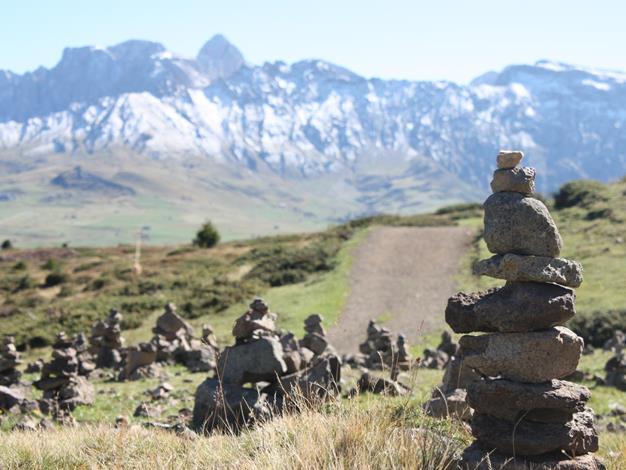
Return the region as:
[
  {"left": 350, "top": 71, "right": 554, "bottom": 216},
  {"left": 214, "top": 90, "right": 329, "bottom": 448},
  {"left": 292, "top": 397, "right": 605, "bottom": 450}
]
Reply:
[{"left": 327, "top": 226, "right": 474, "bottom": 353}]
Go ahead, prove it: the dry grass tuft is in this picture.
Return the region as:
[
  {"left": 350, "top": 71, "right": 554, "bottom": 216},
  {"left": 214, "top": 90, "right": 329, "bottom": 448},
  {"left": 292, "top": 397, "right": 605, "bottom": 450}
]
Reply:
[{"left": 0, "top": 397, "right": 469, "bottom": 469}]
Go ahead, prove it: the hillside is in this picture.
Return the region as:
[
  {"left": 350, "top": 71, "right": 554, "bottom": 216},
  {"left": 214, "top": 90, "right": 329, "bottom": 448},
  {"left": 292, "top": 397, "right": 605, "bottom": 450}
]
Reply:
[
  {"left": 0, "top": 179, "right": 625, "bottom": 468},
  {"left": 2, "top": 35, "right": 626, "bottom": 245}
]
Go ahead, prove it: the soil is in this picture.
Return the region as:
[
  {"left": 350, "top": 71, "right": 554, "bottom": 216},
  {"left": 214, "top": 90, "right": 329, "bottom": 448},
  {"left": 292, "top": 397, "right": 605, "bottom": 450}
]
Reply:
[{"left": 327, "top": 226, "right": 474, "bottom": 353}]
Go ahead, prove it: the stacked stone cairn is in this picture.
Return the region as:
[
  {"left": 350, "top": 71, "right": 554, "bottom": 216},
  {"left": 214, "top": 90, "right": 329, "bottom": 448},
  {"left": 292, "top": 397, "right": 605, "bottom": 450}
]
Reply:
[
  {"left": 152, "top": 302, "right": 218, "bottom": 373},
  {"left": 356, "top": 319, "right": 412, "bottom": 370},
  {"left": 0, "top": 336, "right": 21, "bottom": 386},
  {"left": 604, "top": 347, "right": 626, "bottom": 391},
  {"left": 300, "top": 313, "right": 336, "bottom": 358},
  {"left": 420, "top": 331, "right": 458, "bottom": 370},
  {"left": 192, "top": 298, "right": 341, "bottom": 433},
  {"left": 90, "top": 308, "right": 125, "bottom": 369},
  {"left": 73, "top": 332, "right": 96, "bottom": 377},
  {"left": 34, "top": 332, "right": 94, "bottom": 413},
  {"left": 446, "top": 151, "right": 603, "bottom": 469}
]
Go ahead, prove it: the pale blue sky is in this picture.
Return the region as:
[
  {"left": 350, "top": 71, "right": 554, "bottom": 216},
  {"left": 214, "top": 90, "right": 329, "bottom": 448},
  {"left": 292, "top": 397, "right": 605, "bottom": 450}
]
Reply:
[{"left": 1, "top": 0, "right": 623, "bottom": 83}]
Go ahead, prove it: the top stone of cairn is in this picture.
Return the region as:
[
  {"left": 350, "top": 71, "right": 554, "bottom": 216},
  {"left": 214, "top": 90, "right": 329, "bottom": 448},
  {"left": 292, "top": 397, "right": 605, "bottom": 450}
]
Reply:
[{"left": 497, "top": 150, "right": 524, "bottom": 169}]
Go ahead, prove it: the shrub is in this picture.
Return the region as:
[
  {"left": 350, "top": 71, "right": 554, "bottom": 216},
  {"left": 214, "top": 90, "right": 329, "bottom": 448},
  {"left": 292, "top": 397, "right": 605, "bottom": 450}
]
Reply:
[
  {"left": 14, "top": 275, "right": 34, "bottom": 292},
  {"left": 12, "top": 261, "right": 27, "bottom": 271},
  {"left": 1, "top": 239, "right": 12, "bottom": 250},
  {"left": 42, "top": 258, "right": 60, "bottom": 271},
  {"left": 245, "top": 244, "right": 336, "bottom": 287},
  {"left": 553, "top": 180, "right": 608, "bottom": 209},
  {"left": 193, "top": 221, "right": 220, "bottom": 248},
  {"left": 44, "top": 272, "right": 68, "bottom": 288},
  {"left": 569, "top": 310, "right": 626, "bottom": 347}
]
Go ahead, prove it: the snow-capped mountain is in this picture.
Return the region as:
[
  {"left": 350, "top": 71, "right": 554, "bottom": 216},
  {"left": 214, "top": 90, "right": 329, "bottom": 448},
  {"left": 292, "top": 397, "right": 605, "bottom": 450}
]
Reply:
[{"left": 1, "top": 35, "right": 626, "bottom": 194}]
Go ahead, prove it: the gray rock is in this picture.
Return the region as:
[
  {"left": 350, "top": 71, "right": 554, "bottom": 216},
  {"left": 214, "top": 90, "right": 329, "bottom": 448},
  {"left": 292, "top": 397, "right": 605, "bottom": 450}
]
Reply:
[
  {"left": 460, "top": 441, "right": 606, "bottom": 470},
  {"left": 460, "top": 327, "right": 583, "bottom": 383},
  {"left": 192, "top": 378, "right": 269, "bottom": 433},
  {"left": 441, "top": 355, "right": 481, "bottom": 393},
  {"left": 471, "top": 410, "right": 599, "bottom": 456},
  {"left": 497, "top": 150, "right": 524, "bottom": 169},
  {"left": 484, "top": 192, "right": 563, "bottom": 257},
  {"left": 0, "top": 385, "right": 24, "bottom": 410},
  {"left": 58, "top": 376, "right": 95, "bottom": 410},
  {"left": 356, "top": 372, "right": 409, "bottom": 397},
  {"left": 119, "top": 343, "right": 157, "bottom": 381},
  {"left": 474, "top": 253, "right": 583, "bottom": 287},
  {"left": 217, "top": 336, "right": 287, "bottom": 385},
  {"left": 446, "top": 282, "right": 575, "bottom": 333},
  {"left": 300, "top": 332, "right": 328, "bottom": 356},
  {"left": 491, "top": 167, "right": 536, "bottom": 194},
  {"left": 467, "top": 379, "right": 590, "bottom": 423},
  {"left": 263, "top": 355, "right": 342, "bottom": 409},
  {"left": 423, "top": 387, "right": 473, "bottom": 421}
]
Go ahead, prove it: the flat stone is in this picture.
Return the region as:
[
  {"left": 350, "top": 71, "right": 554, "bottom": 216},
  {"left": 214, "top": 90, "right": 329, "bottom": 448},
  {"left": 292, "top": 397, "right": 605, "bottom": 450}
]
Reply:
[
  {"left": 446, "top": 282, "right": 575, "bottom": 333},
  {"left": 471, "top": 410, "right": 598, "bottom": 456},
  {"left": 460, "top": 327, "right": 583, "bottom": 383},
  {"left": 497, "top": 150, "right": 524, "bottom": 169},
  {"left": 491, "top": 167, "right": 536, "bottom": 194},
  {"left": 474, "top": 254, "right": 583, "bottom": 287},
  {"left": 218, "top": 337, "right": 287, "bottom": 386},
  {"left": 460, "top": 441, "right": 606, "bottom": 470},
  {"left": 0, "top": 385, "right": 23, "bottom": 410},
  {"left": 467, "top": 379, "right": 590, "bottom": 423},
  {"left": 423, "top": 387, "right": 473, "bottom": 421},
  {"left": 484, "top": 192, "right": 563, "bottom": 257}
]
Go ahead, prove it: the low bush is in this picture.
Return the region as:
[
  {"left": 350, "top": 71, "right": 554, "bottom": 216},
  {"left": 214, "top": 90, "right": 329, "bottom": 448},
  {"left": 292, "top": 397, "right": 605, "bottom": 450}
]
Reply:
[
  {"left": 554, "top": 180, "right": 608, "bottom": 209},
  {"left": 569, "top": 309, "right": 626, "bottom": 347},
  {"left": 44, "top": 272, "right": 69, "bottom": 288}
]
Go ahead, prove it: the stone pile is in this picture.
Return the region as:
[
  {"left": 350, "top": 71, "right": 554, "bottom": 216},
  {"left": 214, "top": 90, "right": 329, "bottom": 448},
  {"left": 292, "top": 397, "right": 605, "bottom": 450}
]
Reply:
[
  {"left": 118, "top": 341, "right": 160, "bottom": 381},
  {"left": 300, "top": 313, "right": 334, "bottom": 357},
  {"left": 90, "top": 308, "right": 125, "bottom": 369},
  {"left": 192, "top": 298, "right": 341, "bottom": 433},
  {"left": 34, "top": 332, "right": 94, "bottom": 412},
  {"left": 449, "top": 151, "right": 602, "bottom": 469},
  {"left": 73, "top": 332, "right": 96, "bottom": 376},
  {"left": 0, "top": 336, "right": 21, "bottom": 386},
  {"left": 420, "top": 331, "right": 457, "bottom": 369},
  {"left": 603, "top": 330, "right": 625, "bottom": 352},
  {"left": 605, "top": 349, "right": 626, "bottom": 391},
  {"left": 153, "top": 303, "right": 217, "bottom": 373},
  {"left": 354, "top": 319, "right": 412, "bottom": 370}
]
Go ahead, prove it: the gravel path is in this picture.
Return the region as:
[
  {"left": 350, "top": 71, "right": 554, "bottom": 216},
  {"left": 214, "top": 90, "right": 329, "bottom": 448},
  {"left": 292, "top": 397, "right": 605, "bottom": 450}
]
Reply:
[{"left": 327, "top": 226, "right": 474, "bottom": 353}]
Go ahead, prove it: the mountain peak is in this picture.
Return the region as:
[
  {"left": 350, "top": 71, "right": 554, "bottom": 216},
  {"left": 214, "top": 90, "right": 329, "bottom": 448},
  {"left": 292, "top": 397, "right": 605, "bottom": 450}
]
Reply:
[{"left": 196, "top": 34, "right": 244, "bottom": 80}]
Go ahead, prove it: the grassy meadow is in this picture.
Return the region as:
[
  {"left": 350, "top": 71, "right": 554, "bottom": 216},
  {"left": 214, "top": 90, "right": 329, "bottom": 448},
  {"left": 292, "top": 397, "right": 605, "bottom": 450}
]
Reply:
[{"left": 0, "top": 177, "right": 625, "bottom": 469}]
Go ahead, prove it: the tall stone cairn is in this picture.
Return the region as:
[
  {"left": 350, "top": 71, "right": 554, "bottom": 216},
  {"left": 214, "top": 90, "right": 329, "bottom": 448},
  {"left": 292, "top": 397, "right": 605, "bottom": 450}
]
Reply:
[{"left": 449, "top": 151, "right": 604, "bottom": 470}]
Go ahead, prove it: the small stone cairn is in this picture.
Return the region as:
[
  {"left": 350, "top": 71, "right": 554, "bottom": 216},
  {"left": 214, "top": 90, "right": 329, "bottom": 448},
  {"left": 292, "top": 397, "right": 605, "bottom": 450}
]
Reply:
[
  {"left": 605, "top": 346, "right": 626, "bottom": 391},
  {"left": 90, "top": 308, "right": 125, "bottom": 369},
  {"left": 192, "top": 298, "right": 341, "bottom": 433},
  {"left": 356, "top": 319, "right": 412, "bottom": 370},
  {"left": 448, "top": 151, "right": 603, "bottom": 469},
  {"left": 0, "top": 336, "right": 21, "bottom": 386},
  {"left": 420, "top": 331, "right": 458, "bottom": 369},
  {"left": 34, "top": 332, "right": 94, "bottom": 413}
]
